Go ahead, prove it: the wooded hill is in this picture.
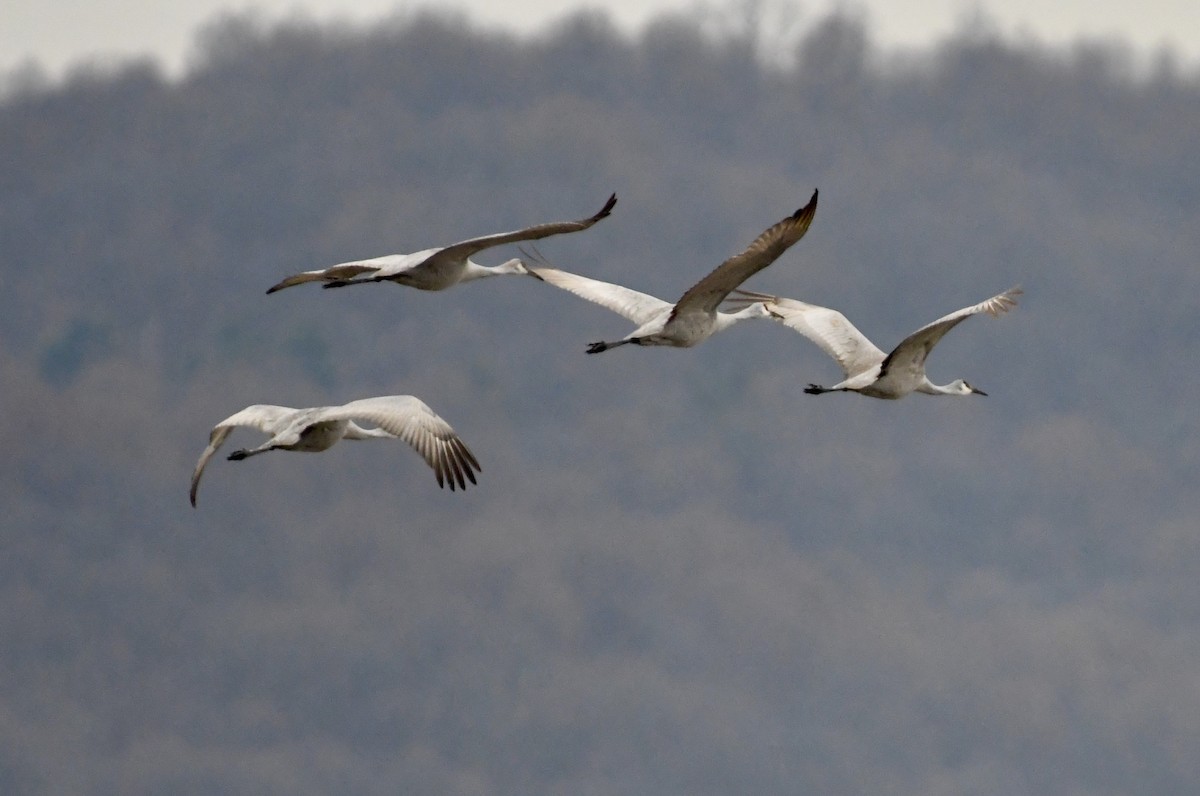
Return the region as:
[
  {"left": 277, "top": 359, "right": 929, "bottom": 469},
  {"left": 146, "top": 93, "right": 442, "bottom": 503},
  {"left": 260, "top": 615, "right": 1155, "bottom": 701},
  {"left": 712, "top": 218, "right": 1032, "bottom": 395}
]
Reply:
[{"left": 2, "top": 7, "right": 1198, "bottom": 793}]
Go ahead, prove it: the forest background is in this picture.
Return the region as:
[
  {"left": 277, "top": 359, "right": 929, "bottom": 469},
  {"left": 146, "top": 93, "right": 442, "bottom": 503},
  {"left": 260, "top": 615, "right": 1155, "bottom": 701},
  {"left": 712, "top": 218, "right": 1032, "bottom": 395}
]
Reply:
[{"left": 2, "top": 3, "right": 1198, "bottom": 793}]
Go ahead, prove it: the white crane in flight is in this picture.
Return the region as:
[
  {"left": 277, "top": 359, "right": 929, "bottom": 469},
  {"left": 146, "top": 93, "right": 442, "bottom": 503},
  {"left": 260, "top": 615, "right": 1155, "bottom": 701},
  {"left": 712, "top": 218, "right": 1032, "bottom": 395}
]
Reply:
[
  {"left": 190, "top": 395, "right": 480, "bottom": 505},
  {"left": 265, "top": 193, "right": 616, "bottom": 293},
  {"left": 727, "top": 285, "right": 1021, "bottom": 399},
  {"left": 528, "top": 189, "right": 818, "bottom": 353}
]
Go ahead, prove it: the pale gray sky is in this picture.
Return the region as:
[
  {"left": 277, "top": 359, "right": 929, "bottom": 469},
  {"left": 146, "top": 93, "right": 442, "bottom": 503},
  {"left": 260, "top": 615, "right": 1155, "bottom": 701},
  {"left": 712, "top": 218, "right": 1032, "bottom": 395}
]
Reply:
[{"left": 5, "top": 0, "right": 1199, "bottom": 80}]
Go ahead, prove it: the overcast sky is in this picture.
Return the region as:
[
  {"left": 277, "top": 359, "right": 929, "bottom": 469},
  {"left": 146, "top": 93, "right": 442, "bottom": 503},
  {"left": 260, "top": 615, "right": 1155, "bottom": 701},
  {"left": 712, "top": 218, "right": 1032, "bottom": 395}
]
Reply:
[{"left": 6, "top": 0, "right": 1199, "bottom": 79}]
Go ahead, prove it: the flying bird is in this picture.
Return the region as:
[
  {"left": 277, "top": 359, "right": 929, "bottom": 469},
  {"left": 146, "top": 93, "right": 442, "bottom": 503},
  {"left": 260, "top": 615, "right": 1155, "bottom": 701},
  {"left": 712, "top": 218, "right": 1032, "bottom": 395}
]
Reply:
[
  {"left": 727, "top": 286, "right": 1021, "bottom": 399},
  {"left": 529, "top": 189, "right": 818, "bottom": 353},
  {"left": 266, "top": 193, "right": 617, "bottom": 294},
  {"left": 189, "top": 395, "right": 480, "bottom": 506}
]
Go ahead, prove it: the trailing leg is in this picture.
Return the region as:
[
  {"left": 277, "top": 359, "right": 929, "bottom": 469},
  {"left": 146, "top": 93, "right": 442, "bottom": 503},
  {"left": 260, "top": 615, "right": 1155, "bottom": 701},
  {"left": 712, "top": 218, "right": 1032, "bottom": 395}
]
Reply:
[{"left": 586, "top": 338, "right": 635, "bottom": 354}]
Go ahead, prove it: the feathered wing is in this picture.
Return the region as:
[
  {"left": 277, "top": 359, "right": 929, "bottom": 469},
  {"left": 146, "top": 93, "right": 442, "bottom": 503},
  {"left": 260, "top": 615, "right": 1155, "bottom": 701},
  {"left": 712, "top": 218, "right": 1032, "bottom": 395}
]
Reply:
[
  {"left": 729, "top": 289, "right": 887, "bottom": 379},
  {"left": 879, "top": 286, "right": 1023, "bottom": 378},
  {"left": 323, "top": 396, "right": 481, "bottom": 491},
  {"left": 671, "top": 188, "right": 818, "bottom": 318},
  {"left": 265, "top": 194, "right": 616, "bottom": 293},
  {"left": 528, "top": 265, "right": 672, "bottom": 325},
  {"left": 434, "top": 192, "right": 617, "bottom": 262},
  {"left": 190, "top": 404, "right": 299, "bottom": 506},
  {"left": 266, "top": 263, "right": 380, "bottom": 294}
]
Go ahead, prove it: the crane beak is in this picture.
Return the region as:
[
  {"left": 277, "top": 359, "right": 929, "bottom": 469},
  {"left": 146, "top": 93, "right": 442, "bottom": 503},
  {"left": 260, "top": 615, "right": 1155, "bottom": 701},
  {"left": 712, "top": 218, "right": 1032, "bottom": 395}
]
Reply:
[{"left": 971, "top": 385, "right": 988, "bottom": 396}]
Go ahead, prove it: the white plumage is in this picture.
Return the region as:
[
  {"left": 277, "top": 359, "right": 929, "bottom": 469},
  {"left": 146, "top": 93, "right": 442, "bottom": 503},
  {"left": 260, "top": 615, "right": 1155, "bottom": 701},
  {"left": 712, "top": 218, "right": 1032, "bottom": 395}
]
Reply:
[
  {"left": 265, "top": 193, "right": 616, "bottom": 294},
  {"left": 524, "top": 263, "right": 779, "bottom": 351},
  {"left": 529, "top": 189, "right": 819, "bottom": 353},
  {"left": 728, "top": 286, "right": 1022, "bottom": 399},
  {"left": 189, "top": 395, "right": 480, "bottom": 505}
]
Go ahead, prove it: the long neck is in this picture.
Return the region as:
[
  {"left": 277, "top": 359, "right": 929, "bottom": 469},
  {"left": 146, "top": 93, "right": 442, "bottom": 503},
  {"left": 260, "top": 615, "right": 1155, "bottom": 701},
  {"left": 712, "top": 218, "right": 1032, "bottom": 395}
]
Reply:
[
  {"left": 915, "top": 378, "right": 959, "bottom": 396},
  {"left": 713, "top": 303, "right": 768, "bottom": 332},
  {"left": 344, "top": 422, "right": 394, "bottom": 440},
  {"left": 461, "top": 257, "right": 525, "bottom": 282}
]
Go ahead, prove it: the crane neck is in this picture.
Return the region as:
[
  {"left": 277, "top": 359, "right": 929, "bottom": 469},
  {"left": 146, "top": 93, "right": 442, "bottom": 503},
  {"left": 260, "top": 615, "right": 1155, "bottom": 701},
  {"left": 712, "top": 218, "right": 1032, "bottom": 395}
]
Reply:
[{"left": 462, "top": 257, "right": 525, "bottom": 281}]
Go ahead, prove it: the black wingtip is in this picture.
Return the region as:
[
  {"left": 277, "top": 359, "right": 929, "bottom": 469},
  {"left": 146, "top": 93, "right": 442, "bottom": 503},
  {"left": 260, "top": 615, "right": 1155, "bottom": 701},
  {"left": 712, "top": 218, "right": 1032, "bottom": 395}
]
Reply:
[
  {"left": 597, "top": 192, "right": 618, "bottom": 219},
  {"left": 792, "top": 188, "right": 818, "bottom": 219}
]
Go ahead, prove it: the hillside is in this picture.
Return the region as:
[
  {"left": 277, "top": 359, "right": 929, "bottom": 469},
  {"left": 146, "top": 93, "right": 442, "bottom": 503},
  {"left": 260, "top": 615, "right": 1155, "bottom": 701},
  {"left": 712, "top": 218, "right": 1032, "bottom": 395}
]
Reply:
[{"left": 2, "top": 7, "right": 1198, "bottom": 793}]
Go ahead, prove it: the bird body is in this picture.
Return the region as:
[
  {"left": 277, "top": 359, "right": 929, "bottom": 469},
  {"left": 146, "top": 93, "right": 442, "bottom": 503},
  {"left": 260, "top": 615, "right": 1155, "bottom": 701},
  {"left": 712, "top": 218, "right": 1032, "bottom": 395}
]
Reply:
[
  {"left": 189, "top": 395, "right": 480, "bottom": 505},
  {"left": 266, "top": 193, "right": 617, "bottom": 294},
  {"left": 526, "top": 263, "right": 775, "bottom": 352},
  {"left": 530, "top": 189, "right": 818, "bottom": 353},
  {"left": 728, "top": 286, "right": 1022, "bottom": 399}
]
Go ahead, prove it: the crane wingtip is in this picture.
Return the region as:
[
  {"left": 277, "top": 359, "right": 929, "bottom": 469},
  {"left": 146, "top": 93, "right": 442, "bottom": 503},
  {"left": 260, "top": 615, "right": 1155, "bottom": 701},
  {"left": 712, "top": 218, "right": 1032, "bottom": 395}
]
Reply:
[
  {"left": 795, "top": 188, "right": 818, "bottom": 215},
  {"left": 595, "top": 192, "right": 618, "bottom": 219}
]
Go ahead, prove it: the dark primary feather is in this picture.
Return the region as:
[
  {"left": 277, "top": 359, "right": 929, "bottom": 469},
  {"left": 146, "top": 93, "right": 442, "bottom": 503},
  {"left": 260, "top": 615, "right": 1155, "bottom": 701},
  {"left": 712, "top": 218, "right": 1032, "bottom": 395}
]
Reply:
[
  {"left": 670, "top": 188, "right": 818, "bottom": 318},
  {"left": 265, "top": 193, "right": 616, "bottom": 293},
  {"left": 436, "top": 192, "right": 617, "bottom": 261}
]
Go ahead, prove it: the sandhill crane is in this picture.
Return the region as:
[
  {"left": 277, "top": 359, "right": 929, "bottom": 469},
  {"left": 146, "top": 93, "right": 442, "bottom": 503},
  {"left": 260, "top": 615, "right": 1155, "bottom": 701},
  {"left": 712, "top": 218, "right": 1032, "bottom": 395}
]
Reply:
[
  {"left": 265, "top": 193, "right": 616, "bottom": 294},
  {"left": 189, "top": 395, "right": 480, "bottom": 506},
  {"left": 528, "top": 189, "right": 818, "bottom": 353},
  {"left": 728, "top": 286, "right": 1021, "bottom": 398}
]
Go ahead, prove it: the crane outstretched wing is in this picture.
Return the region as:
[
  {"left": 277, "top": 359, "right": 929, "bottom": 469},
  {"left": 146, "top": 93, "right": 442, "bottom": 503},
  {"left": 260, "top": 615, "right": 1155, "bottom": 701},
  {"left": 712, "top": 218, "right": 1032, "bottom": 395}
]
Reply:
[
  {"left": 322, "top": 396, "right": 481, "bottom": 491},
  {"left": 672, "top": 189, "right": 818, "bottom": 317},
  {"left": 435, "top": 193, "right": 617, "bottom": 262},
  {"left": 190, "top": 404, "right": 300, "bottom": 506},
  {"left": 527, "top": 263, "right": 672, "bottom": 325},
  {"left": 879, "top": 287, "right": 1022, "bottom": 378},
  {"left": 728, "top": 288, "right": 886, "bottom": 378}
]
